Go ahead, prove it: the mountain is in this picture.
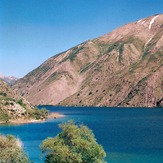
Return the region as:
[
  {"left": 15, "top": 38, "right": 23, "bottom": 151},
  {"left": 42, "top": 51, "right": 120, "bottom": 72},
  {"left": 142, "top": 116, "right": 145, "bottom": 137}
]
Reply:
[
  {"left": 13, "top": 14, "right": 163, "bottom": 107},
  {"left": 0, "top": 73, "right": 18, "bottom": 85},
  {"left": 0, "top": 79, "right": 48, "bottom": 123}
]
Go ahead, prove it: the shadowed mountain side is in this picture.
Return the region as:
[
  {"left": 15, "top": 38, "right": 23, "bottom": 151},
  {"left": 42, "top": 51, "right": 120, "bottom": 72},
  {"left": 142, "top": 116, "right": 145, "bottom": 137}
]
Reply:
[{"left": 13, "top": 14, "right": 163, "bottom": 107}]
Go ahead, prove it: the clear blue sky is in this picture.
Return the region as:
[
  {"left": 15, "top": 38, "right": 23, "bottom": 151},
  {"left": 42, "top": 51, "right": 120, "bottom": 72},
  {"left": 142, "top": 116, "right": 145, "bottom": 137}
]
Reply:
[{"left": 0, "top": 0, "right": 162, "bottom": 78}]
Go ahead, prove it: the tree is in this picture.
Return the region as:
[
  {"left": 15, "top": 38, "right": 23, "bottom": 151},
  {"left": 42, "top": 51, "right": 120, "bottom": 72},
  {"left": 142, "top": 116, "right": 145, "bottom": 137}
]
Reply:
[
  {"left": 40, "top": 121, "right": 106, "bottom": 163},
  {"left": 0, "top": 135, "right": 30, "bottom": 163}
]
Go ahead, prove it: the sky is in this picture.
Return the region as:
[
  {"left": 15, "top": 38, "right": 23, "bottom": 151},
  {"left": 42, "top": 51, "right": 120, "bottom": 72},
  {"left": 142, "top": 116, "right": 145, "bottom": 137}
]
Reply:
[{"left": 0, "top": 0, "right": 163, "bottom": 78}]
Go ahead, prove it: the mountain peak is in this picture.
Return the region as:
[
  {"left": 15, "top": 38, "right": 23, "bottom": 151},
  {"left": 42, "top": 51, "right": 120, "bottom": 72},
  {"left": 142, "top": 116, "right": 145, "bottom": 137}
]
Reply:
[
  {"left": 136, "top": 14, "right": 163, "bottom": 30},
  {"left": 0, "top": 73, "right": 18, "bottom": 85}
]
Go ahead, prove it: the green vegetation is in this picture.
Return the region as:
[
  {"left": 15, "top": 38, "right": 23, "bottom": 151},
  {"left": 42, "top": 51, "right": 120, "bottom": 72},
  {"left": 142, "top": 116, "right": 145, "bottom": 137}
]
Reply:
[
  {"left": 17, "top": 99, "right": 26, "bottom": 108},
  {"left": 142, "top": 51, "right": 149, "bottom": 58},
  {"left": 17, "top": 99, "right": 24, "bottom": 106},
  {"left": 0, "top": 135, "right": 30, "bottom": 163},
  {"left": 121, "top": 76, "right": 148, "bottom": 105},
  {"left": 27, "top": 65, "right": 51, "bottom": 80},
  {"left": 47, "top": 72, "right": 58, "bottom": 82},
  {"left": 0, "top": 109, "right": 10, "bottom": 123},
  {"left": 80, "top": 62, "right": 94, "bottom": 74},
  {"left": 0, "top": 97, "right": 48, "bottom": 123},
  {"left": 105, "top": 44, "right": 118, "bottom": 54},
  {"left": 27, "top": 108, "right": 48, "bottom": 120},
  {"left": 106, "top": 37, "right": 144, "bottom": 55},
  {"left": 62, "top": 45, "right": 85, "bottom": 62},
  {"left": 115, "top": 84, "right": 121, "bottom": 93},
  {"left": 0, "top": 93, "right": 48, "bottom": 123},
  {"left": 40, "top": 121, "right": 106, "bottom": 163},
  {"left": 46, "top": 72, "right": 64, "bottom": 83},
  {"left": 0, "top": 92, "right": 7, "bottom": 97}
]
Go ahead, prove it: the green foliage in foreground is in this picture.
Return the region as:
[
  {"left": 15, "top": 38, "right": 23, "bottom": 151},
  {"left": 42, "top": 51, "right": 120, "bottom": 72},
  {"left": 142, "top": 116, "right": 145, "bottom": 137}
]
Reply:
[
  {"left": 40, "top": 121, "right": 106, "bottom": 163},
  {"left": 0, "top": 135, "right": 30, "bottom": 163}
]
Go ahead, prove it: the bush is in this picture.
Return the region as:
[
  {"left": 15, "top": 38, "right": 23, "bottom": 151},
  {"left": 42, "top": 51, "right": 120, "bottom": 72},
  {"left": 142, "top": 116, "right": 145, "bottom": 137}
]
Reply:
[
  {"left": 17, "top": 99, "right": 26, "bottom": 108},
  {"left": 0, "top": 135, "right": 30, "bottom": 163},
  {"left": 0, "top": 92, "right": 7, "bottom": 97},
  {"left": 40, "top": 121, "right": 106, "bottom": 163},
  {"left": 0, "top": 109, "right": 10, "bottom": 123},
  {"left": 28, "top": 108, "right": 48, "bottom": 120}
]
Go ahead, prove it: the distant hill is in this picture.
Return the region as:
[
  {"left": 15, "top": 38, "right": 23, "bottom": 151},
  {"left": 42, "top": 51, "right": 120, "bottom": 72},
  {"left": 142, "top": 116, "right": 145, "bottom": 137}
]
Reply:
[
  {"left": 0, "top": 73, "right": 18, "bottom": 85},
  {"left": 13, "top": 14, "right": 163, "bottom": 107},
  {"left": 0, "top": 79, "right": 48, "bottom": 123}
]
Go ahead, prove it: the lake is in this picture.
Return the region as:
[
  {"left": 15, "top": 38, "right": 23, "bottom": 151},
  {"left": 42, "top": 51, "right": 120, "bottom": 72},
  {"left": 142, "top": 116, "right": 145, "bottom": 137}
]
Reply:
[{"left": 0, "top": 106, "right": 163, "bottom": 163}]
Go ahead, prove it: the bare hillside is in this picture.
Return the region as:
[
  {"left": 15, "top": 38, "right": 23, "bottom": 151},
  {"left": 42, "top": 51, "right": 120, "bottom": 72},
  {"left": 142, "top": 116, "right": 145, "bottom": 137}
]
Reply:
[{"left": 13, "top": 14, "right": 163, "bottom": 107}]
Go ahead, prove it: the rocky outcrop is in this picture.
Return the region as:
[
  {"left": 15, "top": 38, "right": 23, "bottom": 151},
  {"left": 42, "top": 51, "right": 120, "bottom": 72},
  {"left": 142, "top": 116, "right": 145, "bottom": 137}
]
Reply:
[
  {"left": 0, "top": 80, "right": 48, "bottom": 123},
  {"left": 13, "top": 14, "right": 163, "bottom": 107}
]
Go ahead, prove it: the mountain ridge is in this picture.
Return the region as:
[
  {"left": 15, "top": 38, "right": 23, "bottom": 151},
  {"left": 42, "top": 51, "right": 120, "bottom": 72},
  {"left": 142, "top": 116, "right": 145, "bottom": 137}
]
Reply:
[
  {"left": 13, "top": 14, "right": 163, "bottom": 107},
  {"left": 0, "top": 73, "right": 18, "bottom": 85}
]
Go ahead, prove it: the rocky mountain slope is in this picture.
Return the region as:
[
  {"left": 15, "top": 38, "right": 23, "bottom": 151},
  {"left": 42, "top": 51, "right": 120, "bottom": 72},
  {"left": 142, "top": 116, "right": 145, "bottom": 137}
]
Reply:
[
  {"left": 13, "top": 14, "right": 163, "bottom": 107},
  {"left": 0, "top": 79, "right": 48, "bottom": 123}
]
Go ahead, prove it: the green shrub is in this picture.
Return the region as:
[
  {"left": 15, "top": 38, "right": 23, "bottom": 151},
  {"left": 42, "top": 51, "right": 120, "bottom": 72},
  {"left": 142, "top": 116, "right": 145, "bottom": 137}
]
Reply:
[
  {"left": 0, "top": 110, "right": 10, "bottom": 123},
  {"left": 41, "top": 121, "right": 106, "bottom": 163},
  {"left": 17, "top": 99, "right": 26, "bottom": 108},
  {"left": 27, "top": 108, "right": 48, "bottom": 120},
  {"left": 0, "top": 135, "right": 30, "bottom": 163},
  {"left": 0, "top": 92, "right": 7, "bottom": 97}
]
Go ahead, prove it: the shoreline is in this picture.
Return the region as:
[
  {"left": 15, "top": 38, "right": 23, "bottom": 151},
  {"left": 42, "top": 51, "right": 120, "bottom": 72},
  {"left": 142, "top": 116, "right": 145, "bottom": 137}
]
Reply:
[
  {"left": 48, "top": 112, "right": 65, "bottom": 119},
  {"left": 39, "top": 105, "right": 162, "bottom": 109},
  {"left": 0, "top": 112, "right": 65, "bottom": 125}
]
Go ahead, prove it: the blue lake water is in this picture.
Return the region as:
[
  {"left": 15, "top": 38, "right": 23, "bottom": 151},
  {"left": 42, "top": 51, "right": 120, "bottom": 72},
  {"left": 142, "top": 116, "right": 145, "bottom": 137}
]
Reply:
[{"left": 0, "top": 106, "right": 163, "bottom": 163}]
